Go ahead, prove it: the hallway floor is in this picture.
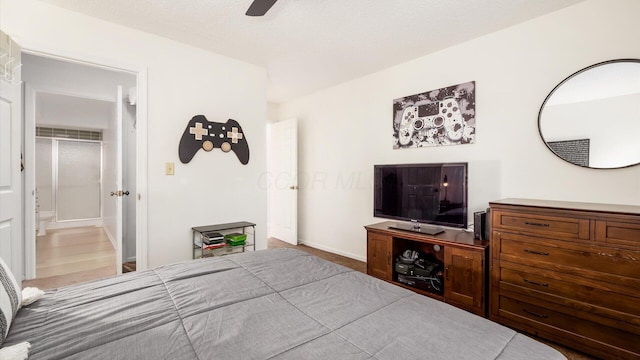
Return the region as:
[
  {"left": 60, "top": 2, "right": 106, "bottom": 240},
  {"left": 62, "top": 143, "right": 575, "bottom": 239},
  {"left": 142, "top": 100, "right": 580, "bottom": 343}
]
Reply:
[{"left": 23, "top": 226, "right": 116, "bottom": 289}]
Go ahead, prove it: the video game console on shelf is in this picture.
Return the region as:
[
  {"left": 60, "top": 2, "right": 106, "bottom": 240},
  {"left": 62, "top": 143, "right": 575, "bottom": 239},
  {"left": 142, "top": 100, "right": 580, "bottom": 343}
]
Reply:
[
  {"left": 179, "top": 115, "right": 250, "bottom": 164},
  {"left": 398, "top": 96, "right": 464, "bottom": 146}
]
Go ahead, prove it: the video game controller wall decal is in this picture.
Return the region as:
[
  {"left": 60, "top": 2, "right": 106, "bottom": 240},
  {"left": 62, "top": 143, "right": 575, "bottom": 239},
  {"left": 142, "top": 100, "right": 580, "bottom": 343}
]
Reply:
[
  {"left": 179, "top": 115, "right": 250, "bottom": 164},
  {"left": 393, "top": 81, "right": 475, "bottom": 149}
]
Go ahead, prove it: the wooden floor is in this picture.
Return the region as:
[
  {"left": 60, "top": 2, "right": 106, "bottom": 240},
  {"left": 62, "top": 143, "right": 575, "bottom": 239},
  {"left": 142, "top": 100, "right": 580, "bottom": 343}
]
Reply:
[
  {"left": 267, "top": 237, "right": 595, "bottom": 360},
  {"left": 267, "top": 237, "right": 367, "bottom": 273},
  {"left": 23, "top": 227, "right": 116, "bottom": 289}
]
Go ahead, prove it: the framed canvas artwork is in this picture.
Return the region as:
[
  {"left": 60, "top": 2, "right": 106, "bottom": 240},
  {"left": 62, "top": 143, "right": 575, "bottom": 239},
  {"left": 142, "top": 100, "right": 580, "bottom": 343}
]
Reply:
[{"left": 393, "top": 81, "right": 475, "bottom": 149}]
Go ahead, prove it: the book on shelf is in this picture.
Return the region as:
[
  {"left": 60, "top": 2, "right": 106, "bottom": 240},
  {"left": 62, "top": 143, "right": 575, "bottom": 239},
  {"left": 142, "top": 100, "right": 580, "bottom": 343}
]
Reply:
[
  {"left": 202, "top": 231, "right": 225, "bottom": 245},
  {"left": 202, "top": 243, "right": 226, "bottom": 250},
  {"left": 224, "top": 233, "right": 247, "bottom": 246},
  {"left": 194, "top": 237, "right": 226, "bottom": 250}
]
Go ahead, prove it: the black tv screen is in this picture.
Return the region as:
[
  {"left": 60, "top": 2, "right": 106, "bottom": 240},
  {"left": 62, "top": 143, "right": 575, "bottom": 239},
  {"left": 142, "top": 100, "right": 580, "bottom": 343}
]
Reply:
[{"left": 374, "top": 163, "right": 468, "bottom": 228}]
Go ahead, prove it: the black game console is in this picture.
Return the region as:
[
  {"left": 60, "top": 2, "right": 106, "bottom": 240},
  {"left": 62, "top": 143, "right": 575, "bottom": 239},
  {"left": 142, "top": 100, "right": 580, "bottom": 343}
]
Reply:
[
  {"left": 413, "top": 266, "right": 434, "bottom": 278},
  {"left": 395, "top": 262, "right": 415, "bottom": 276},
  {"left": 397, "top": 274, "right": 443, "bottom": 294}
]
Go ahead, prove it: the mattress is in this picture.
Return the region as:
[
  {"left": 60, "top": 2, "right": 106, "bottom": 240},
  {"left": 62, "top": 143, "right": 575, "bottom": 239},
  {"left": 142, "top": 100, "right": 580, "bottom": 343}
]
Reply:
[{"left": 5, "top": 249, "right": 566, "bottom": 359}]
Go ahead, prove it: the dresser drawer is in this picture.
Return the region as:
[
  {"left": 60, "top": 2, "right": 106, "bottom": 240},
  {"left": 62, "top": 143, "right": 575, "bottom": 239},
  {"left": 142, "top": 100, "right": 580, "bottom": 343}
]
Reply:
[
  {"left": 499, "top": 265, "right": 640, "bottom": 324},
  {"left": 497, "top": 294, "right": 640, "bottom": 358},
  {"left": 596, "top": 220, "right": 640, "bottom": 249},
  {"left": 493, "top": 210, "right": 590, "bottom": 240},
  {"left": 496, "top": 232, "right": 640, "bottom": 282}
]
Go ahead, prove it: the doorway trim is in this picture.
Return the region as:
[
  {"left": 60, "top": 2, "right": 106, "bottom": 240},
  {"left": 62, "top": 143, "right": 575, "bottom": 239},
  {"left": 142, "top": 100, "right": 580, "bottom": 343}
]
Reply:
[{"left": 22, "top": 48, "right": 148, "bottom": 279}]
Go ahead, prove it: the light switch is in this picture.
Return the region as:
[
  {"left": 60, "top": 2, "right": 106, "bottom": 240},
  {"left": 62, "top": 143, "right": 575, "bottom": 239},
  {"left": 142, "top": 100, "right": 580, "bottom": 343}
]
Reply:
[{"left": 165, "top": 162, "right": 175, "bottom": 175}]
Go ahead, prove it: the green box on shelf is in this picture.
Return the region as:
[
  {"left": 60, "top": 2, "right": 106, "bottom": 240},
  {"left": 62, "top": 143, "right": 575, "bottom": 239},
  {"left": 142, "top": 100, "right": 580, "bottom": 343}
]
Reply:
[{"left": 224, "top": 233, "right": 247, "bottom": 246}]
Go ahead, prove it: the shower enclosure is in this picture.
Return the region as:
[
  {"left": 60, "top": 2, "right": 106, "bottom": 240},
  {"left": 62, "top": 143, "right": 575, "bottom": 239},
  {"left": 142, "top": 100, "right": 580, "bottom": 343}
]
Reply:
[{"left": 36, "top": 129, "right": 103, "bottom": 228}]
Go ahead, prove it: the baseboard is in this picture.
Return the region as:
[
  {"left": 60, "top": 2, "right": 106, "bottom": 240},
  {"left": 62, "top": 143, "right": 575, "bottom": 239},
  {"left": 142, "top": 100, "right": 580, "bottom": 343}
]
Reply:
[
  {"left": 103, "top": 226, "right": 117, "bottom": 250},
  {"left": 46, "top": 218, "right": 103, "bottom": 230},
  {"left": 298, "top": 239, "right": 366, "bottom": 262},
  {"left": 124, "top": 256, "right": 136, "bottom": 263}
]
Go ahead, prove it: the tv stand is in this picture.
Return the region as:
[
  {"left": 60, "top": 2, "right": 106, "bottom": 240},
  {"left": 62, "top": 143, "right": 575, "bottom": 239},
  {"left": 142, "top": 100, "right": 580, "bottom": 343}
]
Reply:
[{"left": 365, "top": 221, "right": 488, "bottom": 316}]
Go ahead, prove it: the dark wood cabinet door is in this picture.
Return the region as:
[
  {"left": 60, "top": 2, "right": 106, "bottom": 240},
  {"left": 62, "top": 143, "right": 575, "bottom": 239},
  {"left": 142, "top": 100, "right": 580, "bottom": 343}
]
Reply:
[
  {"left": 367, "top": 232, "right": 392, "bottom": 281},
  {"left": 444, "top": 247, "right": 484, "bottom": 315}
]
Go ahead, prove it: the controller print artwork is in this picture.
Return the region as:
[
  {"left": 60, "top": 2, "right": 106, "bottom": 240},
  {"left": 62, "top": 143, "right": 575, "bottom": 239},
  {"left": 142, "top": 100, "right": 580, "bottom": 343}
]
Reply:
[
  {"left": 179, "top": 115, "right": 250, "bottom": 164},
  {"left": 393, "top": 81, "right": 475, "bottom": 149}
]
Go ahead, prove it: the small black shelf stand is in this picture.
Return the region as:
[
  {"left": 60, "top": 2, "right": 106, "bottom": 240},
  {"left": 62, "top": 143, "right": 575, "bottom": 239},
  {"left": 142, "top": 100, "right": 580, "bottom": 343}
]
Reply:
[{"left": 192, "top": 221, "right": 256, "bottom": 259}]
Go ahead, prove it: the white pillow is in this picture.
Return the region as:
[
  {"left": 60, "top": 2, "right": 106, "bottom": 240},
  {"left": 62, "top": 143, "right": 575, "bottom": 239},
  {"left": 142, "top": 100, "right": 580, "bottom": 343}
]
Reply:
[
  {"left": 0, "top": 257, "right": 22, "bottom": 347},
  {"left": 20, "top": 288, "right": 44, "bottom": 307},
  {"left": 0, "top": 341, "right": 30, "bottom": 360}
]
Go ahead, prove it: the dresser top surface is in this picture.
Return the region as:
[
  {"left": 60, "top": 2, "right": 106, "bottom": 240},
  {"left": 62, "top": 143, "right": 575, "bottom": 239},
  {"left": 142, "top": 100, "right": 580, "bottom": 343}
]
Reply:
[{"left": 490, "top": 198, "right": 640, "bottom": 215}]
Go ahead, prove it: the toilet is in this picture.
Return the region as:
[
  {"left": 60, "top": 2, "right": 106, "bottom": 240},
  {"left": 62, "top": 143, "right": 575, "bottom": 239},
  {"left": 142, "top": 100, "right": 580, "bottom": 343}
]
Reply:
[{"left": 37, "top": 211, "right": 55, "bottom": 236}]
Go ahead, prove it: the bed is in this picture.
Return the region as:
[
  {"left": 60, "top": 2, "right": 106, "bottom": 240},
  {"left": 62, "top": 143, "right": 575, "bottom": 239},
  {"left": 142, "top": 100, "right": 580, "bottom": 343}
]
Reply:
[{"left": 4, "top": 249, "right": 566, "bottom": 359}]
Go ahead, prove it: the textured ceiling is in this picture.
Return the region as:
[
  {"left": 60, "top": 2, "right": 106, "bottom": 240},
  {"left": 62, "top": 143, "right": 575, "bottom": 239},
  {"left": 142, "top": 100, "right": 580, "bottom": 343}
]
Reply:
[{"left": 39, "top": 0, "right": 585, "bottom": 103}]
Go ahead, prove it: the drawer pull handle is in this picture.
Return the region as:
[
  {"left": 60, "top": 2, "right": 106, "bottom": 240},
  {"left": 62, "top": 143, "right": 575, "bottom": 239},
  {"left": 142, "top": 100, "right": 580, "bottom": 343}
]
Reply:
[
  {"left": 523, "top": 278, "right": 549, "bottom": 287},
  {"left": 524, "top": 221, "right": 550, "bottom": 227},
  {"left": 523, "top": 308, "right": 548, "bottom": 319},
  {"left": 524, "top": 249, "right": 549, "bottom": 256}
]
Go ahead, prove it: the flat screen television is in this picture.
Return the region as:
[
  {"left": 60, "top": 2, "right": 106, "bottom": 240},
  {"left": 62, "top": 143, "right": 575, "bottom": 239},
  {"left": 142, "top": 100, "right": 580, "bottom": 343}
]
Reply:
[{"left": 374, "top": 162, "right": 468, "bottom": 232}]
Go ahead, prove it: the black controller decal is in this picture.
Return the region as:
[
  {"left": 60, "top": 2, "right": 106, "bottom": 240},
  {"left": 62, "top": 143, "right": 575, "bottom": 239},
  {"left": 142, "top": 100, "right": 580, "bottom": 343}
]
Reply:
[
  {"left": 179, "top": 115, "right": 250, "bottom": 164},
  {"left": 392, "top": 81, "right": 475, "bottom": 149}
]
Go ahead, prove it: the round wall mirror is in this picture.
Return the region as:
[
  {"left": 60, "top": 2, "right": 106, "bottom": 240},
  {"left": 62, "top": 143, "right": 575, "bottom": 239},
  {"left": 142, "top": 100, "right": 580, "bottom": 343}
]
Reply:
[{"left": 538, "top": 59, "right": 640, "bottom": 169}]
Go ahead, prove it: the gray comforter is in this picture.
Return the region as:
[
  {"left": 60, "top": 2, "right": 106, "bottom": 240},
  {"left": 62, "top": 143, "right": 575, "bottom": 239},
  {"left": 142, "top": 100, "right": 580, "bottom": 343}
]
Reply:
[{"left": 6, "top": 249, "right": 565, "bottom": 359}]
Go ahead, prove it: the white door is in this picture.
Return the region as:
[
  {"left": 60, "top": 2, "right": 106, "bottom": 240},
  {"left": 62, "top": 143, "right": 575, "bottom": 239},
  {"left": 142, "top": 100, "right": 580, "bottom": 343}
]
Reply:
[
  {"left": 0, "top": 32, "right": 23, "bottom": 280},
  {"left": 268, "top": 118, "right": 298, "bottom": 245},
  {"left": 103, "top": 86, "right": 123, "bottom": 274}
]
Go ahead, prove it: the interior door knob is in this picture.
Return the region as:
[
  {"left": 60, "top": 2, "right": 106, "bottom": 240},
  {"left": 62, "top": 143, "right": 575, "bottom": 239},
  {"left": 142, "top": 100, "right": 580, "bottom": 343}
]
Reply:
[
  {"left": 123, "top": 191, "right": 130, "bottom": 196},
  {"left": 110, "top": 191, "right": 117, "bottom": 196}
]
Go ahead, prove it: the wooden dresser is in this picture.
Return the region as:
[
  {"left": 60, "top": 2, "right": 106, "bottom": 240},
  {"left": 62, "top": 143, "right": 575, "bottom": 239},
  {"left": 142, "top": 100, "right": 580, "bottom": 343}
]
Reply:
[{"left": 489, "top": 199, "right": 640, "bottom": 360}]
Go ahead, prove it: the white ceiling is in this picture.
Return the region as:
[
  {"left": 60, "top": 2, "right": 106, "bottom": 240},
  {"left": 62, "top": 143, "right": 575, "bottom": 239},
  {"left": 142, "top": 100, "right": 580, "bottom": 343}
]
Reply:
[{"left": 39, "top": 0, "right": 585, "bottom": 103}]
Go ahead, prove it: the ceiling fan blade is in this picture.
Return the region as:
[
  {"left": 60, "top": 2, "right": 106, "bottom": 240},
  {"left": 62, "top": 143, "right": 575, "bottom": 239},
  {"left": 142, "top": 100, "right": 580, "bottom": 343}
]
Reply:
[{"left": 246, "top": 0, "right": 278, "bottom": 16}]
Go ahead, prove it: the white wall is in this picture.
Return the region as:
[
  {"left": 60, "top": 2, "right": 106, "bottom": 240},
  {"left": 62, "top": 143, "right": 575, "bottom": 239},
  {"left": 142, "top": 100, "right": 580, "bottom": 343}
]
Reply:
[
  {"left": 277, "top": 0, "right": 640, "bottom": 261},
  {"left": 35, "top": 92, "right": 114, "bottom": 130},
  {"left": 2, "top": 0, "right": 268, "bottom": 267},
  {"left": 22, "top": 53, "right": 136, "bottom": 102},
  {"left": 267, "top": 102, "right": 280, "bottom": 123}
]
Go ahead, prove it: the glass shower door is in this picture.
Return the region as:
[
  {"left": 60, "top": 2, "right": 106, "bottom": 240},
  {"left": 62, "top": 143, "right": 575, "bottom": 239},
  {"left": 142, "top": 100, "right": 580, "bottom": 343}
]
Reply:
[{"left": 56, "top": 140, "right": 102, "bottom": 221}]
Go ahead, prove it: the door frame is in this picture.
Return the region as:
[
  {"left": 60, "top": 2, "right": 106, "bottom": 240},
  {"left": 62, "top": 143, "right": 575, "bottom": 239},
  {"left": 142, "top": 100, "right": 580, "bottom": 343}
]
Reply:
[{"left": 22, "top": 48, "right": 148, "bottom": 279}]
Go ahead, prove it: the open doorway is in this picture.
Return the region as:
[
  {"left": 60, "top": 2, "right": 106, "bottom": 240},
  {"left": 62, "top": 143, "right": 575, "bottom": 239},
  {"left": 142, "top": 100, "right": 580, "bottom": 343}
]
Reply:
[{"left": 22, "top": 53, "right": 139, "bottom": 287}]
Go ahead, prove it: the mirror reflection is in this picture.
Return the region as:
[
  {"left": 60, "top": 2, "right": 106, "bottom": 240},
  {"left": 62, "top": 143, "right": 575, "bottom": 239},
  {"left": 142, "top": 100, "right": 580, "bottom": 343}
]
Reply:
[{"left": 539, "top": 59, "right": 640, "bottom": 169}]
